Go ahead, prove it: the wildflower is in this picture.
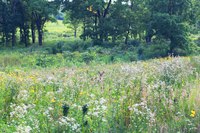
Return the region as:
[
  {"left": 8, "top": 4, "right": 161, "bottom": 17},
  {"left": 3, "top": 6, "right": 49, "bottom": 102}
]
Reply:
[
  {"left": 191, "top": 110, "right": 195, "bottom": 115},
  {"left": 30, "top": 89, "right": 35, "bottom": 93},
  {"left": 17, "top": 90, "right": 29, "bottom": 101},
  {"left": 15, "top": 125, "right": 32, "bottom": 133},
  {"left": 51, "top": 98, "right": 56, "bottom": 103},
  {"left": 190, "top": 114, "right": 195, "bottom": 117},
  {"left": 79, "top": 91, "right": 84, "bottom": 96},
  {"left": 58, "top": 116, "right": 81, "bottom": 132},
  {"left": 99, "top": 98, "right": 106, "bottom": 104},
  {"left": 190, "top": 110, "right": 196, "bottom": 117},
  {"left": 10, "top": 103, "right": 35, "bottom": 119},
  {"left": 90, "top": 94, "right": 95, "bottom": 98}
]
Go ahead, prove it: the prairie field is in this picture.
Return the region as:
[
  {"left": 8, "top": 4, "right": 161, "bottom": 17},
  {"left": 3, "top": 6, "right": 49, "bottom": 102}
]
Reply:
[
  {"left": 1, "top": 0, "right": 200, "bottom": 132},
  {"left": 0, "top": 55, "right": 200, "bottom": 133}
]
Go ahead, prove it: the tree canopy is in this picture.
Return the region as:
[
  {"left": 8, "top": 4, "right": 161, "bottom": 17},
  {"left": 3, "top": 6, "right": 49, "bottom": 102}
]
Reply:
[{"left": 0, "top": 0, "right": 199, "bottom": 55}]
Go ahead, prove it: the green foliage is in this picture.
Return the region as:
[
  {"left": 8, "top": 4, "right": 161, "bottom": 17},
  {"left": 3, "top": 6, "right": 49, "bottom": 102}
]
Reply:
[
  {"left": 146, "top": 0, "right": 200, "bottom": 54},
  {"left": 141, "top": 39, "right": 169, "bottom": 59},
  {"left": 0, "top": 55, "right": 200, "bottom": 132},
  {"left": 0, "top": 0, "right": 200, "bottom": 58},
  {"left": 63, "top": 11, "right": 81, "bottom": 38}
]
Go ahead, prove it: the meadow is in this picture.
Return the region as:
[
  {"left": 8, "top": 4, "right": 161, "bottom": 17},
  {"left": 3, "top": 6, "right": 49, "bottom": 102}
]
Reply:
[
  {"left": 0, "top": 52, "right": 200, "bottom": 132},
  {"left": 0, "top": 21, "right": 200, "bottom": 133}
]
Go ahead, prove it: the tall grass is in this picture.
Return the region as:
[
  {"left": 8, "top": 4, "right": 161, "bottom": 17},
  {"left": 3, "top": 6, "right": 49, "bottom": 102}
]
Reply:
[{"left": 0, "top": 56, "right": 200, "bottom": 132}]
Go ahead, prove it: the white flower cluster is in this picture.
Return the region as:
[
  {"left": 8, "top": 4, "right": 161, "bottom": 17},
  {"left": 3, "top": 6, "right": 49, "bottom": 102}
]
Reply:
[
  {"left": 14, "top": 125, "right": 32, "bottom": 133},
  {"left": 58, "top": 116, "right": 81, "bottom": 132},
  {"left": 129, "top": 100, "right": 155, "bottom": 126},
  {"left": 87, "top": 98, "right": 107, "bottom": 121},
  {"left": 121, "top": 63, "right": 143, "bottom": 77},
  {"left": 157, "top": 57, "right": 194, "bottom": 82},
  {"left": 43, "top": 107, "right": 54, "bottom": 122},
  {"left": 10, "top": 103, "right": 35, "bottom": 119},
  {"left": 17, "top": 90, "right": 29, "bottom": 101},
  {"left": 28, "top": 116, "right": 40, "bottom": 131}
]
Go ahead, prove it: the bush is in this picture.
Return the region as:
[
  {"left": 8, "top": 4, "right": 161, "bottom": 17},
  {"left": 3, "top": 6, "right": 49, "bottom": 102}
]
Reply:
[
  {"left": 51, "top": 42, "right": 64, "bottom": 54},
  {"left": 127, "top": 39, "right": 140, "bottom": 47},
  {"left": 82, "top": 52, "right": 95, "bottom": 64},
  {"left": 142, "top": 39, "right": 170, "bottom": 59},
  {"left": 188, "top": 42, "right": 200, "bottom": 55},
  {"left": 172, "top": 48, "right": 187, "bottom": 56}
]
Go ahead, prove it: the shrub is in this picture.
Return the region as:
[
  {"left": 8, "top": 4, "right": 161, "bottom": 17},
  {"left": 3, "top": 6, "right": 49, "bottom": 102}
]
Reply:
[
  {"left": 142, "top": 39, "right": 170, "bottom": 59},
  {"left": 82, "top": 52, "right": 95, "bottom": 64}
]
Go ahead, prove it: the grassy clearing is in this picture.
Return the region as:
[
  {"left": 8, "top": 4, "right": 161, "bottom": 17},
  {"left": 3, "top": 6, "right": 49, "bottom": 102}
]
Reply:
[
  {"left": 44, "top": 20, "right": 82, "bottom": 43},
  {"left": 45, "top": 20, "right": 70, "bottom": 33},
  {"left": 0, "top": 55, "right": 200, "bottom": 132}
]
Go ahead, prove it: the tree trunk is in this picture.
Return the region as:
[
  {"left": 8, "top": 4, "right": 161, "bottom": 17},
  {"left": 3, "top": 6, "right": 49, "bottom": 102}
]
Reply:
[
  {"left": 145, "top": 35, "right": 152, "bottom": 44},
  {"left": 24, "top": 32, "right": 27, "bottom": 47},
  {"left": 31, "top": 22, "right": 35, "bottom": 44},
  {"left": 94, "top": 15, "right": 98, "bottom": 40},
  {"left": 125, "top": 34, "right": 128, "bottom": 44},
  {"left": 99, "top": 33, "right": 103, "bottom": 43},
  {"left": 74, "top": 28, "right": 77, "bottom": 38},
  {"left": 83, "top": 20, "right": 86, "bottom": 41},
  {"left": 125, "top": 25, "right": 130, "bottom": 44},
  {"left": 2, "top": 33, "right": 5, "bottom": 46},
  {"left": 20, "top": 27, "right": 23, "bottom": 43},
  {"left": 24, "top": 23, "right": 29, "bottom": 47},
  {"left": 36, "top": 19, "right": 43, "bottom": 46},
  {"left": 38, "top": 29, "right": 43, "bottom": 46},
  {"left": 5, "top": 32, "right": 9, "bottom": 47},
  {"left": 99, "top": 17, "right": 104, "bottom": 43},
  {"left": 11, "top": 29, "right": 16, "bottom": 47}
]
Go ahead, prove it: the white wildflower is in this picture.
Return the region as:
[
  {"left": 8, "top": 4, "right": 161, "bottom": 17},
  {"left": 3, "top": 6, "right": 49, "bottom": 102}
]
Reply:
[{"left": 15, "top": 125, "right": 32, "bottom": 133}]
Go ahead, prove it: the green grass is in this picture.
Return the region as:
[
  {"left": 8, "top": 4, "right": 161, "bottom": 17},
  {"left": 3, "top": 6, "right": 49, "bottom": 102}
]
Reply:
[
  {"left": 45, "top": 20, "right": 71, "bottom": 33},
  {"left": 0, "top": 20, "right": 200, "bottom": 132},
  {"left": 44, "top": 20, "right": 82, "bottom": 43},
  {"left": 0, "top": 52, "right": 200, "bottom": 132}
]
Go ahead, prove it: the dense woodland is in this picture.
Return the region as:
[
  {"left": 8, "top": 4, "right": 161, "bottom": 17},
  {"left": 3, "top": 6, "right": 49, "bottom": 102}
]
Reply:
[{"left": 0, "top": 0, "right": 200, "bottom": 55}]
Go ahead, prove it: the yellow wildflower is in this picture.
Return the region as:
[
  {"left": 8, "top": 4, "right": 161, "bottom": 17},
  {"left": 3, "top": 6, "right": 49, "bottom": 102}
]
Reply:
[
  {"left": 79, "top": 91, "right": 85, "bottom": 96},
  {"left": 190, "top": 113, "right": 195, "bottom": 117},
  {"left": 30, "top": 89, "right": 35, "bottom": 93},
  {"left": 191, "top": 110, "right": 195, "bottom": 115},
  {"left": 190, "top": 110, "right": 196, "bottom": 117},
  {"left": 51, "top": 98, "right": 56, "bottom": 103}
]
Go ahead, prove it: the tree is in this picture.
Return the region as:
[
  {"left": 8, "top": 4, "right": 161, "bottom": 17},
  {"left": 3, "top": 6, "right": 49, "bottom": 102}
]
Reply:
[
  {"left": 63, "top": 11, "right": 81, "bottom": 38},
  {"left": 63, "top": 0, "right": 114, "bottom": 43},
  {"left": 18, "top": 0, "right": 31, "bottom": 47},
  {"left": 63, "top": 0, "right": 148, "bottom": 44},
  {"left": 0, "top": 0, "right": 61, "bottom": 47},
  {"left": 0, "top": 0, "right": 12, "bottom": 46},
  {"left": 146, "top": 0, "right": 199, "bottom": 54},
  {"left": 29, "top": 0, "right": 60, "bottom": 46}
]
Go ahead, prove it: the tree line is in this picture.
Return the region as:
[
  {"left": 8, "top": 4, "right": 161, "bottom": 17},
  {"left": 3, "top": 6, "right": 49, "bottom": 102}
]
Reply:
[
  {"left": 0, "top": 0, "right": 200, "bottom": 54},
  {"left": 0, "top": 0, "right": 61, "bottom": 47}
]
